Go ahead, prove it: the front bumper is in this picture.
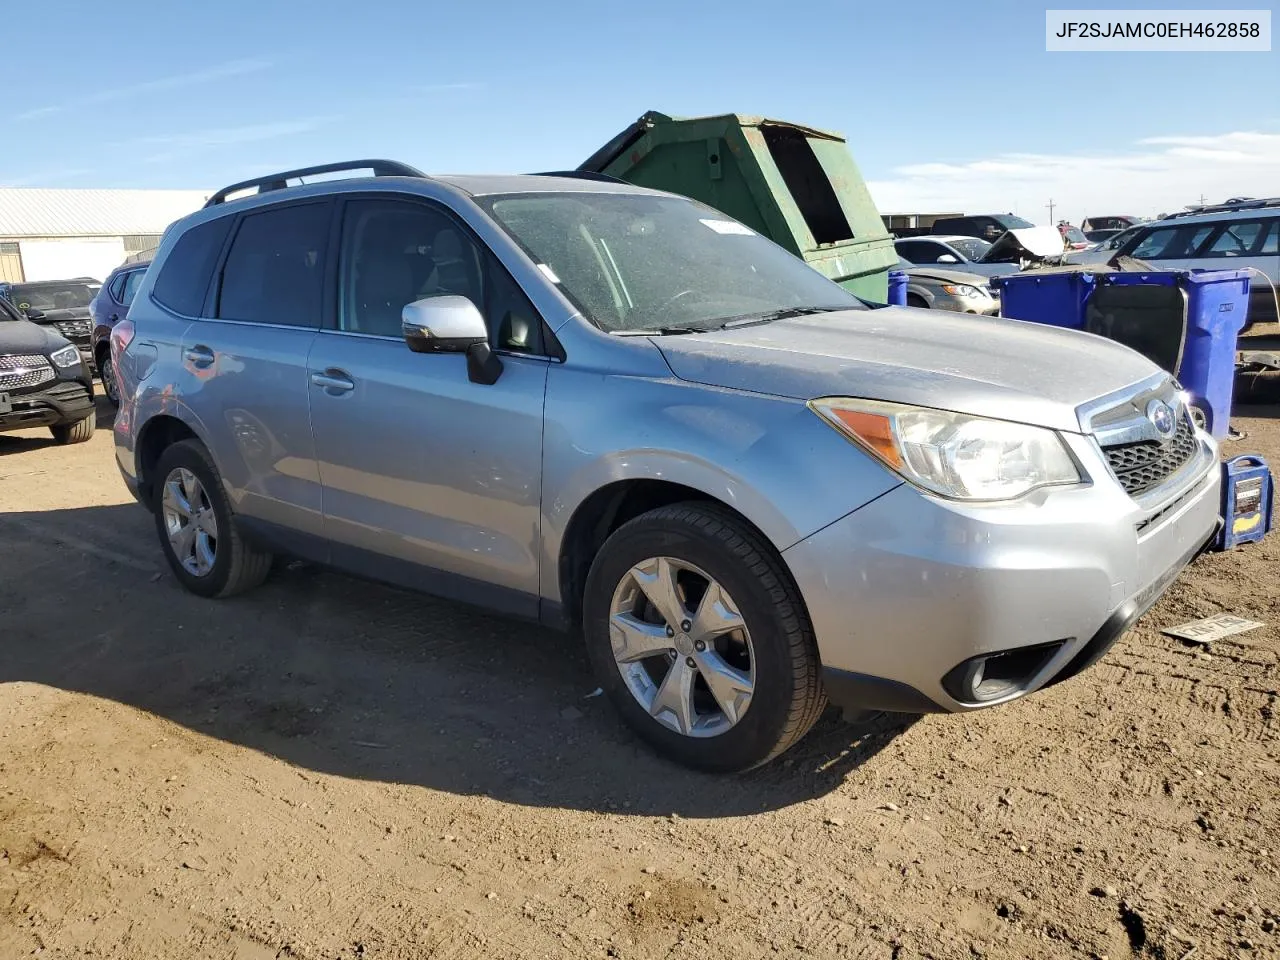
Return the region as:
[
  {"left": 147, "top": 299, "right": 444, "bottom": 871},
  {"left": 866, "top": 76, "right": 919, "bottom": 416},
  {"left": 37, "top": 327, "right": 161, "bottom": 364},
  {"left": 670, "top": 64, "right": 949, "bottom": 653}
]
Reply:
[
  {"left": 783, "top": 427, "right": 1221, "bottom": 713},
  {"left": 0, "top": 379, "right": 95, "bottom": 432}
]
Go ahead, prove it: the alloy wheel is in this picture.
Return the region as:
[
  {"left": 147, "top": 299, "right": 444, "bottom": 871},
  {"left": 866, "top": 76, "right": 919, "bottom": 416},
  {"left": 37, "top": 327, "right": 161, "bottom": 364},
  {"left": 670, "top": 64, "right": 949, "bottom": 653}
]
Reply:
[
  {"left": 161, "top": 467, "right": 218, "bottom": 577},
  {"left": 608, "top": 556, "right": 755, "bottom": 738}
]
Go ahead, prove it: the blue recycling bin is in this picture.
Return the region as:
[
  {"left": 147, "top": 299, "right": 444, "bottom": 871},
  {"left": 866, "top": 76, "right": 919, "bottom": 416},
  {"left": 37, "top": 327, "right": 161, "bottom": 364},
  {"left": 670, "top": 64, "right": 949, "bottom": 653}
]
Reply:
[
  {"left": 993, "top": 268, "right": 1250, "bottom": 439},
  {"left": 1087, "top": 269, "right": 1251, "bottom": 439},
  {"left": 993, "top": 271, "right": 1097, "bottom": 329},
  {"left": 887, "top": 270, "right": 908, "bottom": 306}
]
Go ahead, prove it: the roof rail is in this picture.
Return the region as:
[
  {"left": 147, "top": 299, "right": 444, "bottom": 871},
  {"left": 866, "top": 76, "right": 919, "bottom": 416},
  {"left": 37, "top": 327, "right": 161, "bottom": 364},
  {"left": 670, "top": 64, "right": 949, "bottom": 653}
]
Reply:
[
  {"left": 1163, "top": 196, "right": 1280, "bottom": 219},
  {"left": 203, "top": 159, "right": 427, "bottom": 208},
  {"left": 531, "top": 170, "right": 627, "bottom": 184}
]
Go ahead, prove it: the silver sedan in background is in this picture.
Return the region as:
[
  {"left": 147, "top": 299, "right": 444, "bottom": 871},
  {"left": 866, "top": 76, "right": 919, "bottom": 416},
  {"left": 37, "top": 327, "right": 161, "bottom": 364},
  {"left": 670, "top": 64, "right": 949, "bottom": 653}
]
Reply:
[{"left": 896, "top": 259, "right": 1000, "bottom": 314}]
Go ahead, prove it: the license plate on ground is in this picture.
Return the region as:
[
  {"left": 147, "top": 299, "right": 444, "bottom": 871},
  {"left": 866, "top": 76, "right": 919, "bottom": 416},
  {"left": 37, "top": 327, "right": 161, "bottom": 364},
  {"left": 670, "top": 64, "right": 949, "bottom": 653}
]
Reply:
[{"left": 0, "top": 393, "right": 10, "bottom": 415}]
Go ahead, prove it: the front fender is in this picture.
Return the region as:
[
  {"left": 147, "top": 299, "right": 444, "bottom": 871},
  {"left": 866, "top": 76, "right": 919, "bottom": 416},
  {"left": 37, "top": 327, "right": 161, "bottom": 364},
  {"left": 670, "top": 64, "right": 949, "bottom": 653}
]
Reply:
[{"left": 538, "top": 366, "right": 901, "bottom": 602}]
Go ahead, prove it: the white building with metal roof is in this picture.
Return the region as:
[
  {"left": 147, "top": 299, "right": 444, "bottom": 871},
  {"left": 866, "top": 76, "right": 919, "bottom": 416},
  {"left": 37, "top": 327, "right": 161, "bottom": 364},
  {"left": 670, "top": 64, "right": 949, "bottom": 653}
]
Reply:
[{"left": 0, "top": 187, "right": 209, "bottom": 283}]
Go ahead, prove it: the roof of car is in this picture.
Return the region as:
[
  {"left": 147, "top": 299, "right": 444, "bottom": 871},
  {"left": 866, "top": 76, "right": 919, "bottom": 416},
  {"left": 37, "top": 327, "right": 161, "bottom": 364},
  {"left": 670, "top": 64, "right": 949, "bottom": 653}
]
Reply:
[
  {"left": 433, "top": 174, "right": 661, "bottom": 197},
  {"left": 1153, "top": 204, "right": 1280, "bottom": 226}
]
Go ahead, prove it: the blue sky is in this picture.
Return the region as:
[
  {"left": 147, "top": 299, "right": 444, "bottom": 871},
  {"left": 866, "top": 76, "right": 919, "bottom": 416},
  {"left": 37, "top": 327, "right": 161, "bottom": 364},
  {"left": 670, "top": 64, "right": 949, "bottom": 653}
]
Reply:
[{"left": 4, "top": 0, "right": 1277, "bottom": 223}]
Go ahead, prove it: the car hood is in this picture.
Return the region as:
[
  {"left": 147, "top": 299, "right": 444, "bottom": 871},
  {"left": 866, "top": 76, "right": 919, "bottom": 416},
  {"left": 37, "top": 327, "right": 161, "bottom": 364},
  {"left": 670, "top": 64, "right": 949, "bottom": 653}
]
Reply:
[
  {"left": 903, "top": 265, "right": 995, "bottom": 287},
  {"left": 652, "top": 308, "right": 1159, "bottom": 433},
  {"left": 0, "top": 318, "right": 65, "bottom": 355},
  {"left": 980, "top": 226, "right": 1065, "bottom": 263},
  {"left": 28, "top": 306, "right": 91, "bottom": 324}
]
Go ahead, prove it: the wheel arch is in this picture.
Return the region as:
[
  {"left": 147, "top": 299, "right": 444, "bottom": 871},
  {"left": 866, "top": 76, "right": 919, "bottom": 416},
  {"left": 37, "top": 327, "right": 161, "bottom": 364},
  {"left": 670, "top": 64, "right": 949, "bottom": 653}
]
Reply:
[
  {"left": 555, "top": 478, "right": 789, "bottom": 632},
  {"left": 134, "top": 414, "right": 201, "bottom": 506}
]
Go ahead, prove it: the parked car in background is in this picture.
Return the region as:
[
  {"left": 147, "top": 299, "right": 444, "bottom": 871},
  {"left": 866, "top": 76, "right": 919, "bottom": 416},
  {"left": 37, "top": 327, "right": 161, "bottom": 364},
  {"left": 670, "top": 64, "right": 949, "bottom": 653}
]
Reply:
[
  {"left": 894, "top": 236, "right": 1021, "bottom": 278},
  {"left": 1062, "top": 223, "right": 1148, "bottom": 265},
  {"left": 90, "top": 260, "right": 150, "bottom": 404},
  {"left": 1113, "top": 200, "right": 1280, "bottom": 325},
  {"left": 1083, "top": 228, "right": 1122, "bottom": 244},
  {"left": 930, "top": 213, "right": 1036, "bottom": 243},
  {"left": 115, "top": 160, "right": 1222, "bottom": 772},
  {"left": 0, "top": 278, "right": 101, "bottom": 371},
  {"left": 895, "top": 258, "right": 999, "bottom": 314},
  {"left": 1082, "top": 215, "right": 1142, "bottom": 234},
  {"left": 1058, "top": 222, "right": 1090, "bottom": 251},
  {"left": 0, "top": 295, "right": 96, "bottom": 444}
]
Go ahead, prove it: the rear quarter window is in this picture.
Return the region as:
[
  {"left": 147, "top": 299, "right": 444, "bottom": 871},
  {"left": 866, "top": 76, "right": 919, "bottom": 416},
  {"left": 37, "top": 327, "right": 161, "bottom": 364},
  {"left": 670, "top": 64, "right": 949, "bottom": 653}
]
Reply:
[{"left": 151, "top": 217, "right": 233, "bottom": 317}]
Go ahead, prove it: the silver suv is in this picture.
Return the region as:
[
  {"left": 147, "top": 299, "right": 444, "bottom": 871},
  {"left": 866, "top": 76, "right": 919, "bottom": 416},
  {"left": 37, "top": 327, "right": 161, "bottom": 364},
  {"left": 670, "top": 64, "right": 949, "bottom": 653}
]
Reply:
[{"left": 112, "top": 160, "right": 1222, "bottom": 771}]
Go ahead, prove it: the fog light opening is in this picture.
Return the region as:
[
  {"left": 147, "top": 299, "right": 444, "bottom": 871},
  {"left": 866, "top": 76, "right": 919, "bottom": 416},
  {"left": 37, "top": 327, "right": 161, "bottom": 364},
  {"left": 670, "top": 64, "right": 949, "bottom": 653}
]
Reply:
[{"left": 942, "top": 641, "right": 1066, "bottom": 704}]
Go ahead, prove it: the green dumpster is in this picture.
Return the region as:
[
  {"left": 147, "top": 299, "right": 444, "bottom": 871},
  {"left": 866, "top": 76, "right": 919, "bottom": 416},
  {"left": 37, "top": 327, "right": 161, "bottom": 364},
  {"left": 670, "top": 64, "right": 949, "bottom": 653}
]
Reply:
[{"left": 579, "top": 111, "right": 896, "bottom": 302}]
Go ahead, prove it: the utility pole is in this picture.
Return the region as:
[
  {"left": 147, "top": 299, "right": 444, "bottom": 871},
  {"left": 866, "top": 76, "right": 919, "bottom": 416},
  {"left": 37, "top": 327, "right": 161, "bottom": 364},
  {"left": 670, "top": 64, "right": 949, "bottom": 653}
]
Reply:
[
  {"left": 1046, "top": 198, "right": 1056, "bottom": 223},
  {"left": 1198, "top": 193, "right": 1208, "bottom": 206}
]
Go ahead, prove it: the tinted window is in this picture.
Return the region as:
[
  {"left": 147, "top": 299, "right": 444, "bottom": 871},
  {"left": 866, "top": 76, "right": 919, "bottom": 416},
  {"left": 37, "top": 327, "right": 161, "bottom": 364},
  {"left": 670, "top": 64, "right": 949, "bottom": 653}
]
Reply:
[
  {"left": 108, "top": 273, "right": 126, "bottom": 303},
  {"left": 153, "top": 217, "right": 232, "bottom": 316},
  {"left": 338, "top": 198, "right": 544, "bottom": 352},
  {"left": 897, "top": 240, "right": 943, "bottom": 264},
  {"left": 1129, "top": 224, "right": 1215, "bottom": 260},
  {"left": 122, "top": 268, "right": 146, "bottom": 306},
  {"left": 218, "top": 203, "right": 330, "bottom": 327},
  {"left": 1261, "top": 219, "right": 1280, "bottom": 256},
  {"left": 1202, "top": 220, "right": 1269, "bottom": 258}
]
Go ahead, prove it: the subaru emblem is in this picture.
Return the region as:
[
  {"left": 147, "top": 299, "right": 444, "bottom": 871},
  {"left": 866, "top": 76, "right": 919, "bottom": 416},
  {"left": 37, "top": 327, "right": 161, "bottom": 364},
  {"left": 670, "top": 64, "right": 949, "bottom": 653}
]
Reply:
[{"left": 1146, "top": 399, "right": 1176, "bottom": 439}]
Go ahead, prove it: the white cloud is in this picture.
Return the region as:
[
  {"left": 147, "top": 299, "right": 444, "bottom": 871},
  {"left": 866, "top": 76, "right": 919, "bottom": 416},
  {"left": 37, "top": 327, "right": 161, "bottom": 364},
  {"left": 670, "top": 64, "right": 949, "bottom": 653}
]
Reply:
[
  {"left": 123, "top": 117, "right": 338, "bottom": 164},
  {"left": 14, "top": 59, "right": 272, "bottom": 122},
  {"left": 867, "top": 131, "right": 1280, "bottom": 223}
]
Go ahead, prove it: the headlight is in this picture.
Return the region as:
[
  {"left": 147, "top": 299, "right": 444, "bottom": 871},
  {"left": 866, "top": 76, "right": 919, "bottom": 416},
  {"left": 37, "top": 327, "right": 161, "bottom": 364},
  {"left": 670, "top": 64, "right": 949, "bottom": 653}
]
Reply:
[
  {"left": 50, "top": 344, "right": 81, "bottom": 369},
  {"left": 941, "top": 284, "right": 984, "bottom": 298},
  {"left": 809, "top": 398, "right": 1081, "bottom": 501}
]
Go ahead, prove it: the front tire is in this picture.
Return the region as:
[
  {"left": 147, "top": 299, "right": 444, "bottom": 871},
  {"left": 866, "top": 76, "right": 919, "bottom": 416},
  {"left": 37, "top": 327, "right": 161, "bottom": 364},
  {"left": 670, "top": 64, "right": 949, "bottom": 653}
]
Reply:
[
  {"left": 582, "top": 502, "right": 826, "bottom": 772},
  {"left": 152, "top": 439, "right": 273, "bottom": 599},
  {"left": 51, "top": 415, "right": 95, "bottom": 445}
]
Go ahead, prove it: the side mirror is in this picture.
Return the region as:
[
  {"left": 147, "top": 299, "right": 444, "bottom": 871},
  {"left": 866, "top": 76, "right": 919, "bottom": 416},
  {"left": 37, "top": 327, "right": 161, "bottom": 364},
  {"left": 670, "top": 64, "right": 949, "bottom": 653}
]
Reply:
[
  {"left": 937, "top": 254, "right": 960, "bottom": 264},
  {"left": 401, "top": 295, "right": 503, "bottom": 385}
]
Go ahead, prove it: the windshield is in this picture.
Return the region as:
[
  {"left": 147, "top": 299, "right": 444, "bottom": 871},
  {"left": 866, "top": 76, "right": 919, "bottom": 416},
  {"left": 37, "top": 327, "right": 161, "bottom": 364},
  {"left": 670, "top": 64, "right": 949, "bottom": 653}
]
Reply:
[
  {"left": 478, "top": 192, "right": 864, "bottom": 333},
  {"left": 995, "top": 214, "right": 1036, "bottom": 230},
  {"left": 8, "top": 281, "right": 100, "bottom": 312},
  {"left": 949, "top": 237, "right": 991, "bottom": 261},
  {"left": 1061, "top": 226, "right": 1088, "bottom": 243}
]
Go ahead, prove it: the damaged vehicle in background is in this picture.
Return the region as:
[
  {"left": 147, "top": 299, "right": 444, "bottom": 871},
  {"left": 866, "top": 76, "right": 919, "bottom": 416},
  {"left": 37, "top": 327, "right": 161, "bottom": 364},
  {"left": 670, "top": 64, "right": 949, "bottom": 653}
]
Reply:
[
  {"left": 894, "top": 258, "right": 999, "bottom": 314},
  {"left": 897, "top": 228, "right": 1064, "bottom": 276},
  {"left": 0, "top": 278, "right": 101, "bottom": 372}
]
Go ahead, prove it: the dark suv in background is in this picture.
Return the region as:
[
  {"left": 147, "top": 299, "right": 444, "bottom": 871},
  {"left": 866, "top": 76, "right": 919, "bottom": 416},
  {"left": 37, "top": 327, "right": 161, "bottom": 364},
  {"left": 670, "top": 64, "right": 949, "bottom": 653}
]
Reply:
[
  {"left": 0, "top": 296, "right": 96, "bottom": 444},
  {"left": 90, "top": 260, "right": 150, "bottom": 404},
  {"left": 930, "top": 213, "right": 1037, "bottom": 243},
  {"left": 0, "top": 278, "right": 101, "bottom": 371}
]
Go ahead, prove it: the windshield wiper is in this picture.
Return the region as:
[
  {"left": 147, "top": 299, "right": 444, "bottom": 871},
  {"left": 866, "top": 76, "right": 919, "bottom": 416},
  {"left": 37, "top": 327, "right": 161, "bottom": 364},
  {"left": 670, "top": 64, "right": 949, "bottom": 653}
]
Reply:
[
  {"left": 615, "top": 325, "right": 713, "bottom": 336},
  {"left": 718, "top": 306, "right": 841, "bottom": 329}
]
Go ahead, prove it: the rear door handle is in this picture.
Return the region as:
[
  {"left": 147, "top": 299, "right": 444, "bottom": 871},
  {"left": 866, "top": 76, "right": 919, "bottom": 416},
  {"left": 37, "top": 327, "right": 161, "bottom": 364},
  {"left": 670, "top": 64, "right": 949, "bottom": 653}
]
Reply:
[
  {"left": 184, "top": 345, "right": 214, "bottom": 367},
  {"left": 310, "top": 370, "right": 355, "bottom": 393}
]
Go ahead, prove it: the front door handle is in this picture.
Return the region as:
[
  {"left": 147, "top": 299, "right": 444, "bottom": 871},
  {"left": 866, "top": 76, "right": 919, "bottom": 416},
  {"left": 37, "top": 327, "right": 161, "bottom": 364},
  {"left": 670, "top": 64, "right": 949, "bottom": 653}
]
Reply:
[
  {"left": 310, "top": 370, "right": 355, "bottom": 393},
  {"left": 184, "top": 345, "right": 215, "bottom": 367}
]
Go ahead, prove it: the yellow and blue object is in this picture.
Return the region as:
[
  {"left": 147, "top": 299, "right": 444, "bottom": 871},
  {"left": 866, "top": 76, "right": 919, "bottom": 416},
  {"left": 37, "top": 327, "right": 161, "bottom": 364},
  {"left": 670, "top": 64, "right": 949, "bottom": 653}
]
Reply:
[{"left": 1215, "top": 455, "right": 1273, "bottom": 550}]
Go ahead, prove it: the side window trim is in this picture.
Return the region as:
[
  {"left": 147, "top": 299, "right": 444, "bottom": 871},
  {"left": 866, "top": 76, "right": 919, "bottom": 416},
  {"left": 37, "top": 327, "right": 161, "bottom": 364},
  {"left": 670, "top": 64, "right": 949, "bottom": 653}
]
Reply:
[{"left": 329, "top": 193, "right": 562, "bottom": 359}]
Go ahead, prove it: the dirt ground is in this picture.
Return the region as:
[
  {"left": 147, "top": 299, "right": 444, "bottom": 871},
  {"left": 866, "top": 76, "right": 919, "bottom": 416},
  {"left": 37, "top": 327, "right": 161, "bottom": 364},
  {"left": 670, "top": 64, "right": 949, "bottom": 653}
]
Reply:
[{"left": 2, "top": 340, "right": 1278, "bottom": 960}]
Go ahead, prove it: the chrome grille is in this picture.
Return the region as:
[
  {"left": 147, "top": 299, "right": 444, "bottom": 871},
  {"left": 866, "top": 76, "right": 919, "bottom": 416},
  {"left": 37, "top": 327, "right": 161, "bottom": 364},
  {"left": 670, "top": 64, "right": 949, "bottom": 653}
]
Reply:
[
  {"left": 54, "top": 319, "right": 91, "bottom": 338},
  {"left": 1101, "top": 415, "right": 1198, "bottom": 497},
  {"left": 0, "top": 354, "right": 55, "bottom": 390}
]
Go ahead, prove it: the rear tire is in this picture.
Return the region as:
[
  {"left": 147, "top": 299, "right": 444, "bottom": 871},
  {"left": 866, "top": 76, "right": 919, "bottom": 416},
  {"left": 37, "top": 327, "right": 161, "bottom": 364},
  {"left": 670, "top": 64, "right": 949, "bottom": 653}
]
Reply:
[
  {"left": 152, "top": 439, "right": 273, "bottom": 599},
  {"left": 582, "top": 502, "right": 826, "bottom": 772},
  {"left": 51, "top": 415, "right": 95, "bottom": 445},
  {"left": 99, "top": 351, "right": 119, "bottom": 406}
]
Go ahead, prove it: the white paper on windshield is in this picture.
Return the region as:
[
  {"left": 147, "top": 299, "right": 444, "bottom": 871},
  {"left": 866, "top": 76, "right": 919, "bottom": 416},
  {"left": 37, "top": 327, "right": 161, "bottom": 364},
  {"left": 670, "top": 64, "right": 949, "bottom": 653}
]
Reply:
[
  {"left": 536, "top": 263, "right": 561, "bottom": 284},
  {"left": 700, "top": 219, "right": 755, "bottom": 236}
]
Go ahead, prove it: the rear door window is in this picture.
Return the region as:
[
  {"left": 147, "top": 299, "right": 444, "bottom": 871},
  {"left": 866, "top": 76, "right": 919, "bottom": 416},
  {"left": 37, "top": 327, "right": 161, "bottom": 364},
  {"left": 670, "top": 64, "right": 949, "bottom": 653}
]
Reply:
[
  {"left": 1201, "top": 220, "right": 1269, "bottom": 258},
  {"left": 1129, "top": 224, "right": 1215, "bottom": 261},
  {"left": 151, "top": 217, "right": 233, "bottom": 317},
  {"left": 121, "top": 269, "right": 146, "bottom": 306},
  {"left": 217, "top": 202, "right": 331, "bottom": 328}
]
